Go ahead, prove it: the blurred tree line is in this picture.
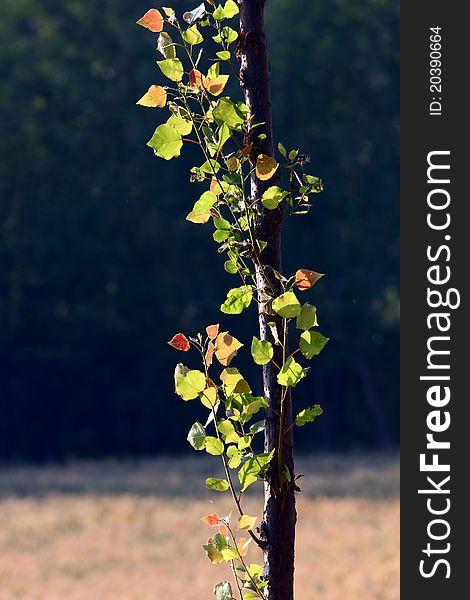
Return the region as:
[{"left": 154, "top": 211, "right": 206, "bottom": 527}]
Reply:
[{"left": 0, "top": 0, "right": 399, "bottom": 461}]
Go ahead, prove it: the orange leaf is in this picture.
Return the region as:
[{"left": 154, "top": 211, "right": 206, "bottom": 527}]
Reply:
[
  {"left": 241, "top": 143, "right": 253, "bottom": 156},
  {"left": 215, "top": 332, "right": 243, "bottom": 366},
  {"left": 204, "top": 75, "right": 230, "bottom": 97},
  {"left": 136, "top": 85, "right": 167, "bottom": 108},
  {"left": 201, "top": 513, "right": 221, "bottom": 526},
  {"left": 189, "top": 68, "right": 203, "bottom": 89},
  {"left": 255, "top": 154, "right": 279, "bottom": 181},
  {"left": 295, "top": 269, "right": 324, "bottom": 291},
  {"left": 237, "top": 537, "right": 252, "bottom": 557},
  {"left": 167, "top": 333, "right": 190, "bottom": 351},
  {"left": 218, "top": 524, "right": 229, "bottom": 536},
  {"left": 205, "top": 341, "right": 215, "bottom": 367},
  {"left": 206, "top": 324, "right": 220, "bottom": 340},
  {"left": 136, "top": 9, "right": 164, "bottom": 32}
]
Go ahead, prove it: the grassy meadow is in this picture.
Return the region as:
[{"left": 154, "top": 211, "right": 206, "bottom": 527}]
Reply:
[{"left": 0, "top": 454, "right": 399, "bottom": 600}]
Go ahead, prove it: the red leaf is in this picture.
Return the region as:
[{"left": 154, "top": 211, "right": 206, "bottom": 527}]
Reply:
[
  {"left": 136, "top": 9, "right": 164, "bottom": 32},
  {"left": 167, "top": 333, "right": 190, "bottom": 351}
]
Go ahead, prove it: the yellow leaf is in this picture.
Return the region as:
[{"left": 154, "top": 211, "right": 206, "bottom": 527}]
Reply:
[
  {"left": 220, "top": 368, "right": 251, "bottom": 395},
  {"left": 200, "top": 386, "right": 218, "bottom": 409},
  {"left": 136, "top": 85, "right": 167, "bottom": 108},
  {"left": 162, "top": 7, "right": 175, "bottom": 17},
  {"left": 204, "top": 75, "right": 230, "bottom": 96},
  {"left": 238, "top": 514, "right": 257, "bottom": 531},
  {"left": 255, "top": 154, "right": 279, "bottom": 181},
  {"left": 203, "top": 543, "right": 224, "bottom": 564},
  {"left": 215, "top": 332, "right": 243, "bottom": 366}
]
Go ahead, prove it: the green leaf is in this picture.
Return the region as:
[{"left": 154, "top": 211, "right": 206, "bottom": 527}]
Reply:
[
  {"left": 182, "top": 25, "right": 204, "bottom": 45},
  {"left": 213, "top": 581, "right": 233, "bottom": 600},
  {"left": 167, "top": 114, "right": 192, "bottom": 135},
  {"left": 213, "top": 5, "right": 226, "bottom": 20},
  {"left": 238, "top": 451, "right": 274, "bottom": 492},
  {"left": 223, "top": 0, "right": 239, "bottom": 18},
  {"left": 218, "top": 419, "right": 235, "bottom": 436},
  {"left": 227, "top": 445, "right": 243, "bottom": 468},
  {"left": 216, "top": 50, "right": 231, "bottom": 61},
  {"left": 206, "top": 477, "right": 230, "bottom": 491},
  {"left": 224, "top": 260, "right": 238, "bottom": 274},
  {"left": 221, "top": 548, "right": 239, "bottom": 561},
  {"left": 221, "top": 26, "right": 238, "bottom": 43},
  {"left": 147, "top": 123, "right": 183, "bottom": 160},
  {"left": 186, "top": 191, "right": 218, "bottom": 223},
  {"left": 203, "top": 543, "right": 224, "bottom": 564},
  {"left": 213, "top": 98, "right": 247, "bottom": 131},
  {"left": 272, "top": 291, "right": 302, "bottom": 318},
  {"left": 251, "top": 337, "right": 274, "bottom": 365},
  {"left": 157, "top": 32, "right": 176, "bottom": 59},
  {"left": 261, "top": 186, "right": 287, "bottom": 210},
  {"left": 249, "top": 420, "right": 266, "bottom": 435},
  {"left": 205, "top": 436, "right": 225, "bottom": 455},
  {"left": 187, "top": 422, "right": 206, "bottom": 450},
  {"left": 175, "top": 369, "right": 206, "bottom": 400},
  {"left": 221, "top": 285, "right": 253, "bottom": 314},
  {"left": 157, "top": 58, "right": 184, "bottom": 81},
  {"left": 214, "top": 217, "right": 231, "bottom": 230},
  {"left": 296, "top": 303, "right": 318, "bottom": 330},
  {"left": 212, "top": 532, "right": 228, "bottom": 552},
  {"left": 295, "top": 404, "right": 323, "bottom": 426},
  {"left": 299, "top": 331, "right": 329, "bottom": 359},
  {"left": 277, "top": 357, "right": 307, "bottom": 387},
  {"left": 213, "top": 229, "right": 230, "bottom": 243},
  {"left": 207, "top": 62, "right": 220, "bottom": 79}
]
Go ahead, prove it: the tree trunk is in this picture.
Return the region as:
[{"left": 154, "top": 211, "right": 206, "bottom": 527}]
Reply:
[{"left": 237, "top": 2, "right": 296, "bottom": 598}]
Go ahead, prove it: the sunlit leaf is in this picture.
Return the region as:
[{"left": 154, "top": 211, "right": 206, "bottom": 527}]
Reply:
[
  {"left": 162, "top": 7, "right": 175, "bottom": 18},
  {"left": 205, "top": 341, "right": 215, "bottom": 366},
  {"left": 220, "top": 367, "right": 251, "bottom": 395},
  {"left": 157, "top": 31, "right": 176, "bottom": 58},
  {"left": 205, "top": 75, "right": 230, "bottom": 96},
  {"left": 189, "top": 68, "right": 204, "bottom": 89},
  {"left": 203, "top": 543, "right": 224, "bottom": 564},
  {"left": 223, "top": 0, "right": 239, "bottom": 18},
  {"left": 175, "top": 368, "right": 207, "bottom": 400},
  {"left": 136, "top": 85, "right": 167, "bottom": 108},
  {"left": 186, "top": 190, "right": 217, "bottom": 223},
  {"left": 277, "top": 357, "right": 307, "bottom": 387},
  {"left": 255, "top": 154, "right": 279, "bottom": 181},
  {"left": 205, "top": 436, "right": 225, "bottom": 455},
  {"left": 182, "top": 24, "right": 204, "bottom": 45},
  {"left": 206, "top": 478, "right": 230, "bottom": 492},
  {"left": 272, "top": 291, "right": 302, "bottom": 318},
  {"left": 213, "top": 98, "right": 247, "bottom": 131},
  {"left": 201, "top": 513, "right": 222, "bottom": 526},
  {"left": 221, "top": 286, "right": 253, "bottom": 314},
  {"left": 238, "top": 514, "right": 257, "bottom": 531},
  {"left": 157, "top": 58, "right": 184, "bottom": 81},
  {"left": 295, "top": 404, "right": 323, "bottom": 426},
  {"left": 216, "top": 50, "right": 231, "bottom": 61},
  {"left": 213, "top": 581, "right": 233, "bottom": 600},
  {"left": 183, "top": 2, "right": 207, "bottom": 25},
  {"left": 295, "top": 269, "right": 324, "bottom": 291},
  {"left": 221, "top": 547, "right": 238, "bottom": 561},
  {"left": 227, "top": 445, "right": 243, "bottom": 468},
  {"left": 299, "top": 331, "right": 329, "bottom": 359},
  {"left": 237, "top": 537, "right": 251, "bottom": 557},
  {"left": 215, "top": 331, "right": 243, "bottom": 366},
  {"left": 206, "top": 324, "right": 220, "bottom": 340},
  {"left": 200, "top": 385, "right": 218, "bottom": 408},
  {"left": 147, "top": 123, "right": 182, "bottom": 160},
  {"left": 251, "top": 337, "right": 274, "bottom": 365},
  {"left": 167, "top": 114, "right": 192, "bottom": 135},
  {"left": 168, "top": 332, "right": 190, "bottom": 351},
  {"left": 296, "top": 303, "right": 318, "bottom": 330},
  {"left": 187, "top": 422, "right": 206, "bottom": 450},
  {"left": 261, "top": 185, "right": 287, "bottom": 209},
  {"left": 136, "top": 9, "right": 164, "bottom": 32}
]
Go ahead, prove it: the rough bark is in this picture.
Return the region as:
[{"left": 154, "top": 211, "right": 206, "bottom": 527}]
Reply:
[{"left": 237, "top": 2, "right": 296, "bottom": 598}]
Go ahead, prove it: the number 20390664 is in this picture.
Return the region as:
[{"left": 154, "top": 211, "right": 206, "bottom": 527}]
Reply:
[{"left": 429, "top": 26, "right": 442, "bottom": 116}]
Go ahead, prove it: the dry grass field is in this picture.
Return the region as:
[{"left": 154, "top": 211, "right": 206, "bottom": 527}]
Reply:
[{"left": 0, "top": 454, "right": 399, "bottom": 600}]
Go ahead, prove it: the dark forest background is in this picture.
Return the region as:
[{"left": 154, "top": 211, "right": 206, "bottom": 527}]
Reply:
[{"left": 0, "top": 0, "right": 399, "bottom": 462}]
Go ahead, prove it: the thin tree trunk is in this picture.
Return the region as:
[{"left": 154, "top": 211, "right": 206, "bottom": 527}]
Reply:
[{"left": 237, "top": 2, "right": 296, "bottom": 598}]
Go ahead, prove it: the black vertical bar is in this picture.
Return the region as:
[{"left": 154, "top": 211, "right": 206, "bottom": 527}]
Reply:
[{"left": 401, "top": 2, "right": 468, "bottom": 597}]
